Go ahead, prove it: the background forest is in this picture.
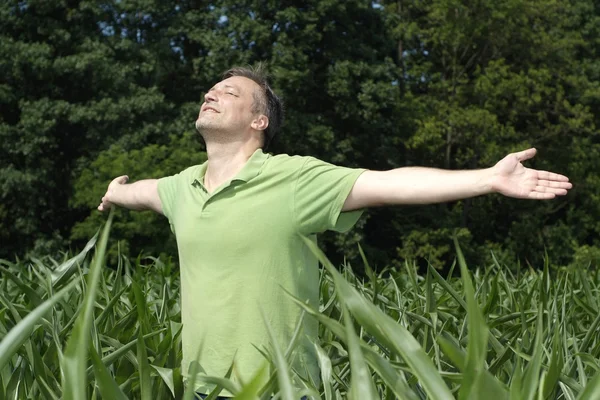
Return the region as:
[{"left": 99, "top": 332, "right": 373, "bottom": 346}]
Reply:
[{"left": 1, "top": 0, "right": 599, "bottom": 270}]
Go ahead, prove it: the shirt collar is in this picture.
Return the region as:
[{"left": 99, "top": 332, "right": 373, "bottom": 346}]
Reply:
[{"left": 191, "top": 148, "right": 270, "bottom": 186}]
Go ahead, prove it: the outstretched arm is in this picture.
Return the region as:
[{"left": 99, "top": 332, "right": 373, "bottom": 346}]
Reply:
[
  {"left": 342, "top": 148, "right": 572, "bottom": 211},
  {"left": 98, "top": 176, "right": 163, "bottom": 214}
]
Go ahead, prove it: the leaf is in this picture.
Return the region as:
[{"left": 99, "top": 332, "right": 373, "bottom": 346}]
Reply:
[
  {"left": 454, "top": 237, "right": 496, "bottom": 400},
  {"left": 260, "top": 307, "right": 296, "bottom": 399},
  {"left": 62, "top": 209, "right": 114, "bottom": 400},
  {"left": 314, "top": 342, "right": 334, "bottom": 400},
  {"left": 234, "top": 364, "right": 267, "bottom": 400},
  {"left": 90, "top": 345, "right": 128, "bottom": 400},
  {"left": 51, "top": 232, "right": 99, "bottom": 286},
  {"left": 137, "top": 332, "right": 152, "bottom": 400},
  {"left": 150, "top": 365, "right": 176, "bottom": 398},
  {"left": 541, "top": 322, "right": 564, "bottom": 399},
  {"left": 0, "top": 278, "right": 79, "bottom": 371},
  {"left": 436, "top": 334, "right": 507, "bottom": 399},
  {"left": 290, "top": 295, "right": 418, "bottom": 400},
  {"left": 302, "top": 237, "right": 455, "bottom": 400},
  {"left": 343, "top": 305, "right": 378, "bottom": 399},
  {"left": 575, "top": 370, "right": 600, "bottom": 400}
]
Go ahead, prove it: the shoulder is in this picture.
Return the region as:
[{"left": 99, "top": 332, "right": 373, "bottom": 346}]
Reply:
[
  {"left": 159, "top": 164, "right": 205, "bottom": 184},
  {"left": 178, "top": 164, "right": 204, "bottom": 178},
  {"left": 263, "top": 153, "right": 343, "bottom": 178},
  {"left": 263, "top": 153, "right": 354, "bottom": 178},
  {"left": 263, "top": 153, "right": 311, "bottom": 174},
  {"left": 265, "top": 153, "right": 327, "bottom": 170}
]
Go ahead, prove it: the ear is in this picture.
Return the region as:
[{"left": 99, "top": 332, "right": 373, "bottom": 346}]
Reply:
[{"left": 251, "top": 115, "right": 269, "bottom": 131}]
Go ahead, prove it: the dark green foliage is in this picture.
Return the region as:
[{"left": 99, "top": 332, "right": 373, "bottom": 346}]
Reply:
[{"left": 1, "top": 0, "right": 598, "bottom": 267}]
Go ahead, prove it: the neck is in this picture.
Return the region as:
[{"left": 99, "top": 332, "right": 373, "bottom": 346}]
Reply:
[{"left": 203, "top": 140, "right": 260, "bottom": 193}]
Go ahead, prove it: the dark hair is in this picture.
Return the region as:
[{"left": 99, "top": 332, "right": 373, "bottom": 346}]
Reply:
[{"left": 222, "top": 64, "right": 284, "bottom": 149}]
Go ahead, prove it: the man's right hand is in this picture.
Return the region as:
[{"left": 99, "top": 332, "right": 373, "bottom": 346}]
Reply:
[
  {"left": 97, "top": 176, "right": 163, "bottom": 214},
  {"left": 98, "top": 175, "right": 129, "bottom": 212}
]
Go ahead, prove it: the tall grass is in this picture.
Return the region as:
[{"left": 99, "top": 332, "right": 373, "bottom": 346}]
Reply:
[{"left": 0, "top": 220, "right": 599, "bottom": 399}]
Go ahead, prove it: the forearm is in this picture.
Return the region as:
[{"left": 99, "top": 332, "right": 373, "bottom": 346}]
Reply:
[
  {"left": 107, "top": 179, "right": 161, "bottom": 212},
  {"left": 348, "top": 167, "right": 495, "bottom": 209}
]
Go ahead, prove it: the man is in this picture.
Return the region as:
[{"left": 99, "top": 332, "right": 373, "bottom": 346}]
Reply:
[{"left": 98, "top": 65, "right": 572, "bottom": 398}]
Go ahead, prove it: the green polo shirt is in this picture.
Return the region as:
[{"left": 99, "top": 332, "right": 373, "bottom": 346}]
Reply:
[{"left": 157, "top": 149, "right": 365, "bottom": 396}]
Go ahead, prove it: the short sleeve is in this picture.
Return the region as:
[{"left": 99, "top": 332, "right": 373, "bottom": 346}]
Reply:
[
  {"left": 157, "top": 173, "right": 184, "bottom": 227},
  {"left": 293, "top": 157, "right": 366, "bottom": 235}
]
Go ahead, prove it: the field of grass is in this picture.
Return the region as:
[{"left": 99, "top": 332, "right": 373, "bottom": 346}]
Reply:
[{"left": 1, "top": 213, "right": 599, "bottom": 399}]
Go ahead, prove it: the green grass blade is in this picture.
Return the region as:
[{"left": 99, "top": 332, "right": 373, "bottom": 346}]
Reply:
[
  {"left": 51, "top": 232, "right": 98, "bottom": 286},
  {"left": 234, "top": 364, "right": 267, "bottom": 400},
  {"left": 437, "top": 335, "right": 466, "bottom": 370},
  {"left": 358, "top": 244, "right": 378, "bottom": 307},
  {"left": 0, "top": 269, "right": 43, "bottom": 307},
  {"left": 136, "top": 333, "right": 152, "bottom": 400},
  {"left": 577, "top": 266, "right": 598, "bottom": 312},
  {"left": 575, "top": 370, "right": 600, "bottom": 400},
  {"left": 260, "top": 307, "right": 295, "bottom": 399},
  {"left": 541, "top": 322, "right": 564, "bottom": 399},
  {"left": 132, "top": 279, "right": 152, "bottom": 400},
  {"left": 361, "top": 345, "right": 420, "bottom": 400},
  {"left": 429, "top": 266, "right": 468, "bottom": 310},
  {"left": 62, "top": 209, "right": 114, "bottom": 400},
  {"left": 90, "top": 345, "right": 128, "bottom": 400},
  {"left": 343, "top": 305, "right": 378, "bottom": 399},
  {"left": 0, "top": 278, "right": 79, "bottom": 371},
  {"left": 437, "top": 334, "right": 508, "bottom": 399},
  {"left": 183, "top": 338, "right": 212, "bottom": 400},
  {"left": 314, "top": 342, "right": 334, "bottom": 400},
  {"left": 288, "top": 292, "right": 418, "bottom": 400},
  {"left": 509, "top": 354, "right": 523, "bottom": 400},
  {"left": 85, "top": 331, "right": 165, "bottom": 379},
  {"left": 302, "top": 237, "right": 454, "bottom": 400},
  {"left": 150, "top": 365, "right": 176, "bottom": 398},
  {"left": 193, "top": 375, "right": 240, "bottom": 397},
  {"left": 454, "top": 238, "right": 493, "bottom": 400},
  {"left": 515, "top": 306, "right": 544, "bottom": 400},
  {"left": 95, "top": 284, "right": 130, "bottom": 328}
]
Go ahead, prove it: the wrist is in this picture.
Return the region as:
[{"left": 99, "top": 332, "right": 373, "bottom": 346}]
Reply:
[
  {"left": 479, "top": 167, "right": 497, "bottom": 195},
  {"left": 108, "top": 183, "right": 127, "bottom": 206}
]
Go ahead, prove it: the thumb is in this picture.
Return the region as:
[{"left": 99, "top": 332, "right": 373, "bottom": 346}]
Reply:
[
  {"left": 115, "top": 175, "right": 129, "bottom": 185},
  {"left": 514, "top": 148, "right": 537, "bottom": 162}
]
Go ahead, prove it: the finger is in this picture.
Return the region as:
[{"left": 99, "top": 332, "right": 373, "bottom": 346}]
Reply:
[
  {"left": 543, "top": 188, "right": 568, "bottom": 195},
  {"left": 528, "top": 191, "right": 556, "bottom": 200},
  {"left": 537, "top": 170, "right": 570, "bottom": 182},
  {"left": 98, "top": 196, "right": 111, "bottom": 212},
  {"left": 535, "top": 185, "right": 569, "bottom": 194},
  {"left": 514, "top": 148, "right": 537, "bottom": 162},
  {"left": 537, "top": 180, "right": 573, "bottom": 189},
  {"left": 528, "top": 187, "right": 568, "bottom": 199}
]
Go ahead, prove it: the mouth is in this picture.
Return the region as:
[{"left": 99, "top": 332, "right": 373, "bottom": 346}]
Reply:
[{"left": 202, "top": 106, "right": 219, "bottom": 113}]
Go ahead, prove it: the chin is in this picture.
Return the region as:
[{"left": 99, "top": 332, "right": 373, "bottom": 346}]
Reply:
[
  {"left": 196, "top": 121, "right": 226, "bottom": 138},
  {"left": 195, "top": 118, "right": 213, "bottom": 133}
]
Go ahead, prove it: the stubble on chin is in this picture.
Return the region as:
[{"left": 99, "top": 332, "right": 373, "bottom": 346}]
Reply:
[
  {"left": 195, "top": 118, "right": 226, "bottom": 143},
  {"left": 195, "top": 117, "right": 204, "bottom": 133},
  {"left": 195, "top": 117, "right": 215, "bottom": 134}
]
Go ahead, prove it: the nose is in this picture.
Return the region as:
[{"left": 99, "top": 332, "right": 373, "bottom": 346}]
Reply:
[{"left": 204, "top": 90, "right": 217, "bottom": 103}]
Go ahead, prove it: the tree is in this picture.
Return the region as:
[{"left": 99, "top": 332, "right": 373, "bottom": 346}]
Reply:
[
  {"left": 0, "top": 0, "right": 176, "bottom": 258},
  {"left": 2, "top": 0, "right": 598, "bottom": 270}
]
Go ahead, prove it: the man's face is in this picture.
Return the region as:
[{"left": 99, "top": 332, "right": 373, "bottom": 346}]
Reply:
[{"left": 195, "top": 76, "right": 262, "bottom": 137}]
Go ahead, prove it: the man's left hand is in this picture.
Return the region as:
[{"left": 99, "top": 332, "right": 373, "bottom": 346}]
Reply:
[{"left": 491, "top": 148, "right": 572, "bottom": 200}]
